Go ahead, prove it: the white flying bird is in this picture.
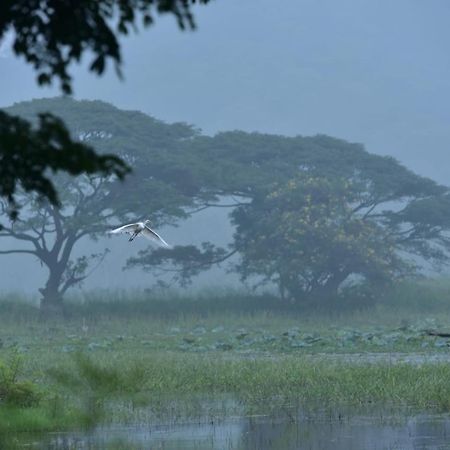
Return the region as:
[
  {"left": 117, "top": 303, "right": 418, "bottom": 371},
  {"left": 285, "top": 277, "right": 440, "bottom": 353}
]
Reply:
[{"left": 108, "top": 220, "right": 171, "bottom": 247}]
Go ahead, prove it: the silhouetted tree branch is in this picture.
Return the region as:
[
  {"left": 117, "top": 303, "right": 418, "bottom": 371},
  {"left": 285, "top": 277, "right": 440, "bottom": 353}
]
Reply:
[{"left": 127, "top": 244, "right": 237, "bottom": 287}]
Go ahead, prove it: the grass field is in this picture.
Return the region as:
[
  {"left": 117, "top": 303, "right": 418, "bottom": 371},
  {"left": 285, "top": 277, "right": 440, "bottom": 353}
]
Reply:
[{"left": 2, "top": 279, "right": 450, "bottom": 434}]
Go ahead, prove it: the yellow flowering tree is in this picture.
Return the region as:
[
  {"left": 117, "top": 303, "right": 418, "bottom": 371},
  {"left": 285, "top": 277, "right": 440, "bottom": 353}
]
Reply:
[{"left": 233, "top": 176, "right": 410, "bottom": 302}]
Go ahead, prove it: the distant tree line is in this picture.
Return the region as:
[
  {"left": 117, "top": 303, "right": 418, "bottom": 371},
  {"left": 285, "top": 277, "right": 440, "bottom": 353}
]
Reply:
[{"left": 3, "top": 98, "right": 450, "bottom": 313}]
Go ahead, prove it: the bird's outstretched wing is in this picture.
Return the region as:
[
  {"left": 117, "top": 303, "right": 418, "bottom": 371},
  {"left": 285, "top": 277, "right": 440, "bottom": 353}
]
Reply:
[
  {"left": 142, "top": 225, "right": 171, "bottom": 248},
  {"left": 108, "top": 223, "right": 139, "bottom": 235}
]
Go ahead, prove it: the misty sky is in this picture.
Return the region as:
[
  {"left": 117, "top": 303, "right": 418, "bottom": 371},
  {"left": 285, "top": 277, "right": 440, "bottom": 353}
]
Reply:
[
  {"left": 1, "top": 0, "right": 450, "bottom": 293},
  {"left": 1, "top": 0, "right": 450, "bottom": 183}
]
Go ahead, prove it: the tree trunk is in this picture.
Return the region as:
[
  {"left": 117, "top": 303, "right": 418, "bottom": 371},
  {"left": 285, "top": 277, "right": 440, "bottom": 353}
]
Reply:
[
  {"left": 278, "top": 273, "right": 287, "bottom": 301},
  {"left": 39, "top": 264, "right": 64, "bottom": 317},
  {"left": 39, "top": 290, "right": 64, "bottom": 317},
  {"left": 313, "top": 271, "right": 350, "bottom": 303},
  {"left": 289, "top": 271, "right": 350, "bottom": 308}
]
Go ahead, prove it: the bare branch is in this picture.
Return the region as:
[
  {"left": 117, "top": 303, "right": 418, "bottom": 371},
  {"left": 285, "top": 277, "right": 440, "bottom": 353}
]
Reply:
[
  {"left": 73, "top": 176, "right": 106, "bottom": 216},
  {"left": 0, "top": 249, "right": 38, "bottom": 256},
  {"left": 158, "top": 248, "right": 239, "bottom": 273},
  {"left": 60, "top": 275, "right": 87, "bottom": 296},
  {"left": 0, "top": 228, "right": 43, "bottom": 254},
  {"left": 188, "top": 202, "right": 248, "bottom": 215},
  {"left": 361, "top": 202, "right": 380, "bottom": 220}
]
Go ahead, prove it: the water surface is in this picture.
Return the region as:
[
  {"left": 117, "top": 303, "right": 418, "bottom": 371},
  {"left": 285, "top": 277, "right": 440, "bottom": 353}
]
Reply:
[{"left": 13, "top": 409, "right": 450, "bottom": 449}]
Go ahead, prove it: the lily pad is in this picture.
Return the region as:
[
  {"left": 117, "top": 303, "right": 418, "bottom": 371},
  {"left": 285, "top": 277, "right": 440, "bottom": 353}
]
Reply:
[
  {"left": 62, "top": 345, "right": 75, "bottom": 353},
  {"left": 192, "top": 326, "right": 206, "bottom": 336},
  {"left": 214, "top": 342, "right": 233, "bottom": 351},
  {"left": 87, "top": 342, "right": 104, "bottom": 351},
  {"left": 434, "top": 339, "right": 449, "bottom": 348},
  {"left": 212, "top": 326, "right": 225, "bottom": 333},
  {"left": 290, "top": 340, "right": 312, "bottom": 348},
  {"left": 236, "top": 332, "right": 249, "bottom": 340}
]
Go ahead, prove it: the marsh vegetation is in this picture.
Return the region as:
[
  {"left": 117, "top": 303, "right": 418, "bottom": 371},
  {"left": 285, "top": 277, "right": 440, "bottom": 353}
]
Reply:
[{"left": 2, "top": 280, "right": 450, "bottom": 447}]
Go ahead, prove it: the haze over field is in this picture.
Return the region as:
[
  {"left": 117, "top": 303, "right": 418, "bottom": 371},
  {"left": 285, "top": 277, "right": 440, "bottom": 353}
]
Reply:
[
  {"left": 1, "top": 0, "right": 450, "bottom": 294},
  {"left": 2, "top": 0, "right": 450, "bottom": 181}
]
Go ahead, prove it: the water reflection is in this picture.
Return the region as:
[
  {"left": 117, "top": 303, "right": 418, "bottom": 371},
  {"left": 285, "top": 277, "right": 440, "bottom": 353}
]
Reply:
[{"left": 13, "top": 410, "right": 450, "bottom": 449}]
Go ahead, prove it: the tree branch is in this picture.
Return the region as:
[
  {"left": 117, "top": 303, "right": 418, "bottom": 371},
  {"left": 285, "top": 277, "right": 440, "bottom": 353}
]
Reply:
[
  {"left": 157, "top": 248, "right": 239, "bottom": 273},
  {"left": 0, "top": 249, "right": 38, "bottom": 256},
  {"left": 60, "top": 275, "right": 87, "bottom": 296},
  {"left": 0, "top": 227, "right": 44, "bottom": 255},
  {"left": 188, "top": 202, "right": 248, "bottom": 214}
]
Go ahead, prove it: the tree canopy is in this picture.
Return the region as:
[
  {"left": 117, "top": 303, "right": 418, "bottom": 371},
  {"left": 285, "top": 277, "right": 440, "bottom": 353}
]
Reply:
[
  {"left": 129, "top": 131, "right": 450, "bottom": 304},
  {"left": 0, "top": 97, "right": 205, "bottom": 312},
  {"left": 0, "top": 0, "right": 210, "bottom": 219}
]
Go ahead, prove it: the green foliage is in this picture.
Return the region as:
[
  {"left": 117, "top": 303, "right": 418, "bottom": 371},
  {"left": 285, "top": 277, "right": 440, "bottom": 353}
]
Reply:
[
  {"left": 50, "top": 352, "right": 146, "bottom": 397},
  {"left": 0, "top": 406, "right": 75, "bottom": 434},
  {"left": 232, "top": 167, "right": 450, "bottom": 303},
  {"left": 132, "top": 131, "right": 450, "bottom": 305},
  {"left": 0, "top": 1, "right": 210, "bottom": 95},
  {"left": 49, "top": 352, "right": 148, "bottom": 424},
  {"left": 131, "top": 354, "right": 450, "bottom": 411},
  {"left": 0, "top": 353, "right": 40, "bottom": 407},
  {"left": 127, "top": 243, "right": 232, "bottom": 287},
  {"left": 5, "top": 97, "right": 204, "bottom": 220},
  {"left": 233, "top": 175, "right": 411, "bottom": 302},
  {"left": 182, "top": 132, "right": 442, "bottom": 200},
  {"left": 0, "top": 110, "right": 129, "bottom": 220}
]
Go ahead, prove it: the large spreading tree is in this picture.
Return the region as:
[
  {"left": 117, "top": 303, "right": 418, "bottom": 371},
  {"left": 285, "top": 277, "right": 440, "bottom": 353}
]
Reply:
[
  {"left": 0, "top": 97, "right": 205, "bottom": 312},
  {"left": 128, "top": 133, "right": 450, "bottom": 304}
]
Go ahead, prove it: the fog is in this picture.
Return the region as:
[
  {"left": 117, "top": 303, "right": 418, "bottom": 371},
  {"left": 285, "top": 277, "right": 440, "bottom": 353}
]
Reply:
[
  {"left": 1, "top": 0, "right": 450, "bottom": 293},
  {"left": 0, "top": 206, "right": 238, "bottom": 295}
]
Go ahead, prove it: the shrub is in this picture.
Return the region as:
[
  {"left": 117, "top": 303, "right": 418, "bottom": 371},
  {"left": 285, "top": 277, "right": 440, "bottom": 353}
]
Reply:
[{"left": 0, "top": 354, "right": 40, "bottom": 407}]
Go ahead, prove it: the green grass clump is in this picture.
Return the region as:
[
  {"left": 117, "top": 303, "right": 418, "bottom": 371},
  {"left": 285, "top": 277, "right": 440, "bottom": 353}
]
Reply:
[
  {"left": 0, "top": 405, "right": 79, "bottom": 433},
  {"left": 133, "top": 354, "right": 450, "bottom": 411},
  {"left": 41, "top": 352, "right": 450, "bottom": 416},
  {"left": 0, "top": 353, "right": 40, "bottom": 407}
]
